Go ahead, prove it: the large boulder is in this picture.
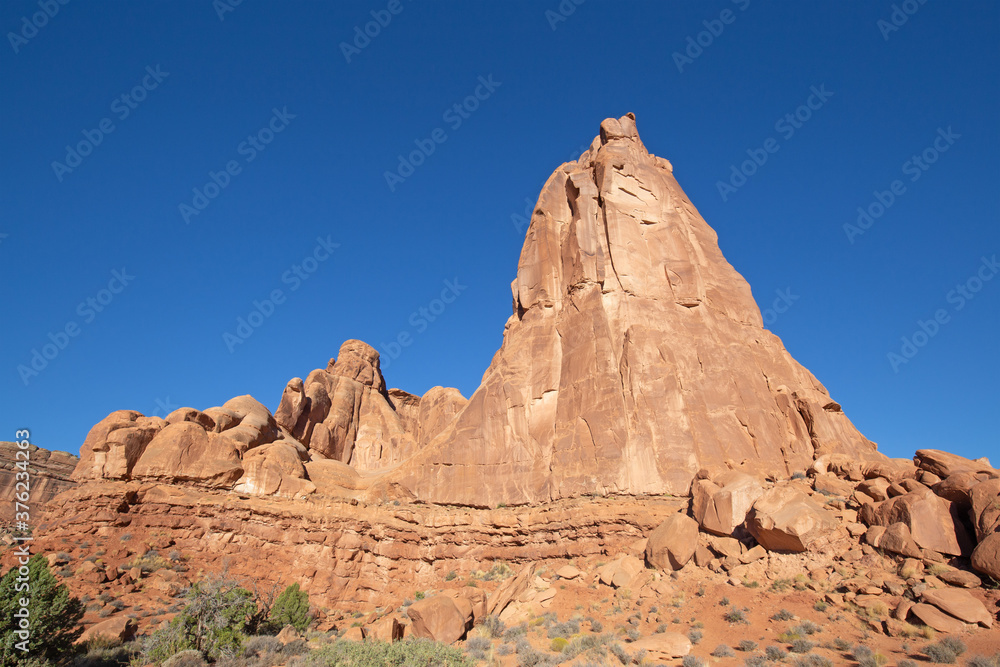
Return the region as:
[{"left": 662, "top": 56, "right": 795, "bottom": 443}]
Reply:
[
  {"left": 881, "top": 522, "right": 923, "bottom": 558},
  {"left": 72, "top": 410, "right": 164, "bottom": 480},
  {"left": 970, "top": 532, "right": 1000, "bottom": 581},
  {"left": 746, "top": 485, "right": 838, "bottom": 552},
  {"left": 368, "top": 615, "right": 404, "bottom": 642},
  {"left": 597, "top": 556, "right": 644, "bottom": 587},
  {"left": 645, "top": 513, "right": 699, "bottom": 570},
  {"left": 406, "top": 596, "right": 467, "bottom": 643},
  {"left": 630, "top": 633, "right": 692, "bottom": 660},
  {"left": 920, "top": 589, "right": 992, "bottom": 628},
  {"left": 969, "top": 478, "right": 1000, "bottom": 541},
  {"left": 859, "top": 490, "right": 968, "bottom": 556},
  {"left": 932, "top": 472, "right": 982, "bottom": 508},
  {"left": 130, "top": 421, "right": 243, "bottom": 488},
  {"left": 692, "top": 471, "right": 763, "bottom": 536},
  {"left": 909, "top": 603, "right": 967, "bottom": 634},
  {"left": 914, "top": 449, "right": 996, "bottom": 478},
  {"left": 77, "top": 616, "right": 137, "bottom": 644},
  {"left": 304, "top": 458, "right": 366, "bottom": 497},
  {"left": 486, "top": 563, "right": 535, "bottom": 617},
  {"left": 233, "top": 442, "right": 315, "bottom": 498}
]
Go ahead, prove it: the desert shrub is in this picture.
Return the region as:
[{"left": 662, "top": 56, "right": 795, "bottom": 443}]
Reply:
[
  {"left": 0, "top": 555, "right": 84, "bottom": 665},
  {"left": 720, "top": 597, "right": 730, "bottom": 606},
  {"left": 655, "top": 623, "right": 667, "bottom": 633},
  {"left": 923, "top": 638, "right": 967, "bottom": 664},
  {"left": 772, "top": 609, "right": 795, "bottom": 621},
  {"left": 140, "top": 574, "right": 262, "bottom": 663},
  {"left": 445, "top": 571, "right": 457, "bottom": 581},
  {"left": 765, "top": 645, "right": 788, "bottom": 661},
  {"left": 299, "top": 638, "right": 472, "bottom": 666},
  {"left": 496, "top": 643, "right": 513, "bottom": 656},
  {"left": 745, "top": 657, "right": 769, "bottom": 667},
  {"left": 72, "top": 638, "right": 139, "bottom": 667},
  {"left": 832, "top": 638, "right": 851, "bottom": 651},
  {"left": 243, "top": 634, "right": 282, "bottom": 656},
  {"left": 813, "top": 599, "right": 828, "bottom": 611},
  {"left": 856, "top": 652, "right": 889, "bottom": 667},
  {"left": 688, "top": 629, "right": 703, "bottom": 644},
  {"left": 479, "top": 614, "right": 506, "bottom": 639},
  {"left": 724, "top": 607, "right": 749, "bottom": 624},
  {"left": 790, "top": 639, "right": 815, "bottom": 654},
  {"left": 547, "top": 619, "right": 580, "bottom": 639},
  {"left": 771, "top": 578, "right": 792, "bottom": 592},
  {"left": 682, "top": 656, "right": 705, "bottom": 667},
  {"left": 560, "top": 634, "right": 608, "bottom": 661},
  {"left": 608, "top": 642, "right": 630, "bottom": 665},
  {"left": 624, "top": 627, "right": 640, "bottom": 642},
  {"left": 550, "top": 637, "right": 568, "bottom": 652},
  {"left": 712, "top": 644, "right": 736, "bottom": 657},
  {"left": 965, "top": 656, "right": 1000, "bottom": 667},
  {"left": 794, "top": 620, "right": 821, "bottom": 636},
  {"left": 793, "top": 656, "right": 833, "bottom": 667},
  {"left": 465, "top": 635, "right": 491, "bottom": 660},
  {"left": 162, "top": 650, "right": 206, "bottom": 667},
  {"left": 503, "top": 623, "right": 528, "bottom": 641},
  {"left": 472, "top": 561, "right": 514, "bottom": 582},
  {"left": 737, "top": 640, "right": 758, "bottom": 652},
  {"left": 939, "top": 638, "right": 967, "bottom": 657},
  {"left": 588, "top": 617, "right": 603, "bottom": 633},
  {"left": 268, "top": 583, "right": 311, "bottom": 633}
]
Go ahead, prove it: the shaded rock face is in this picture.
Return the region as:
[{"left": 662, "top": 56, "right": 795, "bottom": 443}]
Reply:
[
  {"left": 393, "top": 113, "right": 879, "bottom": 506},
  {"left": 0, "top": 442, "right": 77, "bottom": 527}
]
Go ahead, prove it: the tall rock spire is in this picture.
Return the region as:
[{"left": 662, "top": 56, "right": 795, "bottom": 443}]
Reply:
[{"left": 392, "top": 113, "right": 880, "bottom": 506}]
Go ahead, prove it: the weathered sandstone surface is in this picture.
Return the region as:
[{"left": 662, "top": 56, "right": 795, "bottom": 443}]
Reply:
[{"left": 0, "top": 441, "right": 77, "bottom": 528}]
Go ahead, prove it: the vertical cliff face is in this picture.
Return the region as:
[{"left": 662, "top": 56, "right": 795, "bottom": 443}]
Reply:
[
  {"left": 1, "top": 442, "right": 77, "bottom": 527},
  {"left": 393, "top": 114, "right": 879, "bottom": 507}
]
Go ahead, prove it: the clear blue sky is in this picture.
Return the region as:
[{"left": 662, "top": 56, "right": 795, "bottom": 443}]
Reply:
[{"left": 2, "top": 1, "right": 997, "bottom": 464}]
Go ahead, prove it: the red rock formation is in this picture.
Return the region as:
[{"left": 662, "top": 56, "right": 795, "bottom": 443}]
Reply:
[
  {"left": 0, "top": 442, "right": 77, "bottom": 528},
  {"left": 392, "top": 113, "right": 879, "bottom": 506}
]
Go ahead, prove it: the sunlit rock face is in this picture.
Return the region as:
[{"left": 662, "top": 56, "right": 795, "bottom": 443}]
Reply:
[{"left": 392, "top": 113, "right": 879, "bottom": 507}]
